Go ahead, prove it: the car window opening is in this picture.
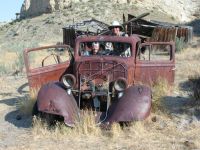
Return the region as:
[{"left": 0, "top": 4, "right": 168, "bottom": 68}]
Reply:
[{"left": 79, "top": 41, "right": 132, "bottom": 57}]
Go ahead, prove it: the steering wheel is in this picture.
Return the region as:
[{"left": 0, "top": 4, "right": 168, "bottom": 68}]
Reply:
[{"left": 41, "top": 53, "right": 61, "bottom": 67}]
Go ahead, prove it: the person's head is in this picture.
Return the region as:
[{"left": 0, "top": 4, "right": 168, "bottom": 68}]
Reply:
[
  {"left": 92, "top": 42, "right": 100, "bottom": 54},
  {"left": 109, "top": 21, "right": 123, "bottom": 36},
  {"left": 105, "top": 42, "right": 113, "bottom": 51}
]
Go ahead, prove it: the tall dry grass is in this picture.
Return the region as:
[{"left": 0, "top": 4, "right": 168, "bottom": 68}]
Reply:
[
  {"left": 176, "top": 46, "right": 200, "bottom": 80},
  {"left": 30, "top": 113, "right": 200, "bottom": 150},
  {"left": 176, "top": 46, "right": 200, "bottom": 99},
  {"left": 32, "top": 111, "right": 101, "bottom": 139},
  {"left": 73, "top": 110, "right": 102, "bottom": 136},
  {"left": 16, "top": 88, "right": 38, "bottom": 116},
  {"left": 16, "top": 96, "right": 36, "bottom": 116},
  {"left": 151, "top": 77, "right": 171, "bottom": 112}
]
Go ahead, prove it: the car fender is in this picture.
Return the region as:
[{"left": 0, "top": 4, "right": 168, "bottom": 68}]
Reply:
[
  {"left": 105, "top": 85, "right": 151, "bottom": 123},
  {"left": 37, "top": 82, "right": 79, "bottom": 127}
]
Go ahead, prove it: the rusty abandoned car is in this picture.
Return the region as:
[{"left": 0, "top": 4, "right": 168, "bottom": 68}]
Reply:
[
  {"left": 24, "top": 36, "right": 175, "bottom": 127},
  {"left": 24, "top": 15, "right": 176, "bottom": 127}
]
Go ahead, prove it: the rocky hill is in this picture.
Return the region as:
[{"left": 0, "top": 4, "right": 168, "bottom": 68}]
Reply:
[
  {"left": 0, "top": 0, "right": 199, "bottom": 55},
  {"left": 20, "top": 0, "right": 200, "bottom": 22}
]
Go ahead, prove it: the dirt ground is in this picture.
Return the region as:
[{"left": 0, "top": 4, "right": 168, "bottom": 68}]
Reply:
[
  {"left": 0, "top": 75, "right": 32, "bottom": 149},
  {"left": 1, "top": 38, "right": 200, "bottom": 150}
]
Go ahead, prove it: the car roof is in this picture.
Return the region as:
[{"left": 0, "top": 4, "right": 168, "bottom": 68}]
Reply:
[{"left": 76, "top": 35, "right": 141, "bottom": 43}]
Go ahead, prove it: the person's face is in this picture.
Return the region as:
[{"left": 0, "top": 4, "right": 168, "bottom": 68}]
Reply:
[
  {"left": 92, "top": 44, "right": 99, "bottom": 54},
  {"left": 112, "top": 27, "right": 120, "bottom": 36}
]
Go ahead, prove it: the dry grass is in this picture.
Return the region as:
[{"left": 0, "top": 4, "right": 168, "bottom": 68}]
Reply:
[
  {"left": 29, "top": 113, "right": 200, "bottom": 150},
  {"left": 0, "top": 51, "right": 24, "bottom": 75},
  {"left": 176, "top": 46, "right": 200, "bottom": 80},
  {"left": 28, "top": 47, "right": 70, "bottom": 69},
  {"left": 29, "top": 88, "right": 39, "bottom": 100},
  {"left": 16, "top": 88, "right": 38, "bottom": 116},
  {"left": 16, "top": 95, "right": 36, "bottom": 116},
  {"left": 175, "top": 46, "right": 200, "bottom": 99},
  {"left": 151, "top": 77, "right": 171, "bottom": 112},
  {"left": 32, "top": 110, "right": 102, "bottom": 137},
  {"left": 73, "top": 110, "right": 102, "bottom": 136}
]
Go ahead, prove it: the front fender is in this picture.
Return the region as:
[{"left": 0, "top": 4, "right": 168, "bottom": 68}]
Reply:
[
  {"left": 37, "top": 82, "right": 79, "bottom": 127},
  {"left": 105, "top": 85, "right": 151, "bottom": 123}
]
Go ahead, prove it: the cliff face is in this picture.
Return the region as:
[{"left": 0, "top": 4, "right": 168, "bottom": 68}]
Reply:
[
  {"left": 20, "top": 0, "right": 89, "bottom": 18},
  {"left": 139, "top": 0, "right": 200, "bottom": 22},
  {"left": 20, "top": 0, "right": 200, "bottom": 22}
]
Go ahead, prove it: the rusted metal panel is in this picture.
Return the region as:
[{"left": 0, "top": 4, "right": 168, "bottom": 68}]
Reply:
[
  {"left": 135, "top": 42, "right": 175, "bottom": 85},
  {"left": 77, "top": 61, "right": 127, "bottom": 83},
  {"left": 28, "top": 65, "right": 68, "bottom": 90},
  {"left": 150, "top": 26, "right": 177, "bottom": 42},
  {"left": 150, "top": 26, "right": 193, "bottom": 43},
  {"left": 135, "top": 64, "right": 175, "bottom": 85},
  {"left": 74, "top": 36, "right": 138, "bottom": 86},
  {"left": 23, "top": 45, "right": 72, "bottom": 90},
  {"left": 105, "top": 85, "right": 151, "bottom": 123},
  {"left": 37, "top": 82, "right": 79, "bottom": 127},
  {"left": 127, "top": 14, "right": 193, "bottom": 43}
]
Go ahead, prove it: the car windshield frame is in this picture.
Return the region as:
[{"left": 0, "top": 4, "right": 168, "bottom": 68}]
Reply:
[
  {"left": 74, "top": 36, "right": 139, "bottom": 59},
  {"left": 78, "top": 41, "right": 132, "bottom": 57}
]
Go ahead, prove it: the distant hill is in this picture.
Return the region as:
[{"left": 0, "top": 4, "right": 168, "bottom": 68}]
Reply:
[
  {"left": 0, "top": 0, "right": 199, "bottom": 54},
  {"left": 20, "top": 0, "right": 200, "bottom": 22}
]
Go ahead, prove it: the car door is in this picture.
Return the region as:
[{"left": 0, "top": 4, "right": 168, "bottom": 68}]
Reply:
[
  {"left": 24, "top": 45, "right": 73, "bottom": 92},
  {"left": 134, "top": 42, "right": 175, "bottom": 85}
]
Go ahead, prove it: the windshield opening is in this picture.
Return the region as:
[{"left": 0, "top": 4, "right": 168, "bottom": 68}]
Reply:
[{"left": 79, "top": 41, "right": 132, "bottom": 57}]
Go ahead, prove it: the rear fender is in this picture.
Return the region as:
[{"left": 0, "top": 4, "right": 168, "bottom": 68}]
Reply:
[
  {"left": 37, "top": 82, "right": 79, "bottom": 127},
  {"left": 106, "top": 85, "right": 151, "bottom": 123}
]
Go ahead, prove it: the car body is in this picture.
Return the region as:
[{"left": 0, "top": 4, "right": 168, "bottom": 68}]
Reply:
[{"left": 24, "top": 35, "right": 175, "bottom": 126}]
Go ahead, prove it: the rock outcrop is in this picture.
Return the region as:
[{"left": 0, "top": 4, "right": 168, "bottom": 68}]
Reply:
[
  {"left": 135, "top": 0, "right": 200, "bottom": 22},
  {"left": 20, "top": 0, "right": 90, "bottom": 18},
  {"left": 20, "top": 0, "right": 200, "bottom": 22}
]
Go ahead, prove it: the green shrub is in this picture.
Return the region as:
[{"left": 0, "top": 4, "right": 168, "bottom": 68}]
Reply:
[{"left": 175, "top": 37, "right": 187, "bottom": 52}]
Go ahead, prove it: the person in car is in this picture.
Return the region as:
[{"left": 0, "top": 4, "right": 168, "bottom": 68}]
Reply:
[
  {"left": 92, "top": 42, "right": 100, "bottom": 55},
  {"left": 82, "top": 49, "right": 90, "bottom": 56},
  {"left": 108, "top": 21, "right": 130, "bottom": 57},
  {"left": 82, "top": 42, "right": 102, "bottom": 56},
  {"left": 109, "top": 21, "right": 128, "bottom": 37}
]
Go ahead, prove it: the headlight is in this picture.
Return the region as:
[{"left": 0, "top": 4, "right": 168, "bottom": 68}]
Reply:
[
  {"left": 61, "top": 74, "right": 76, "bottom": 88},
  {"left": 114, "top": 77, "right": 128, "bottom": 92}
]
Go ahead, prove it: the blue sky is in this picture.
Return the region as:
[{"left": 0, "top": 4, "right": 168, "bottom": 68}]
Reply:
[{"left": 0, "top": 0, "right": 24, "bottom": 22}]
